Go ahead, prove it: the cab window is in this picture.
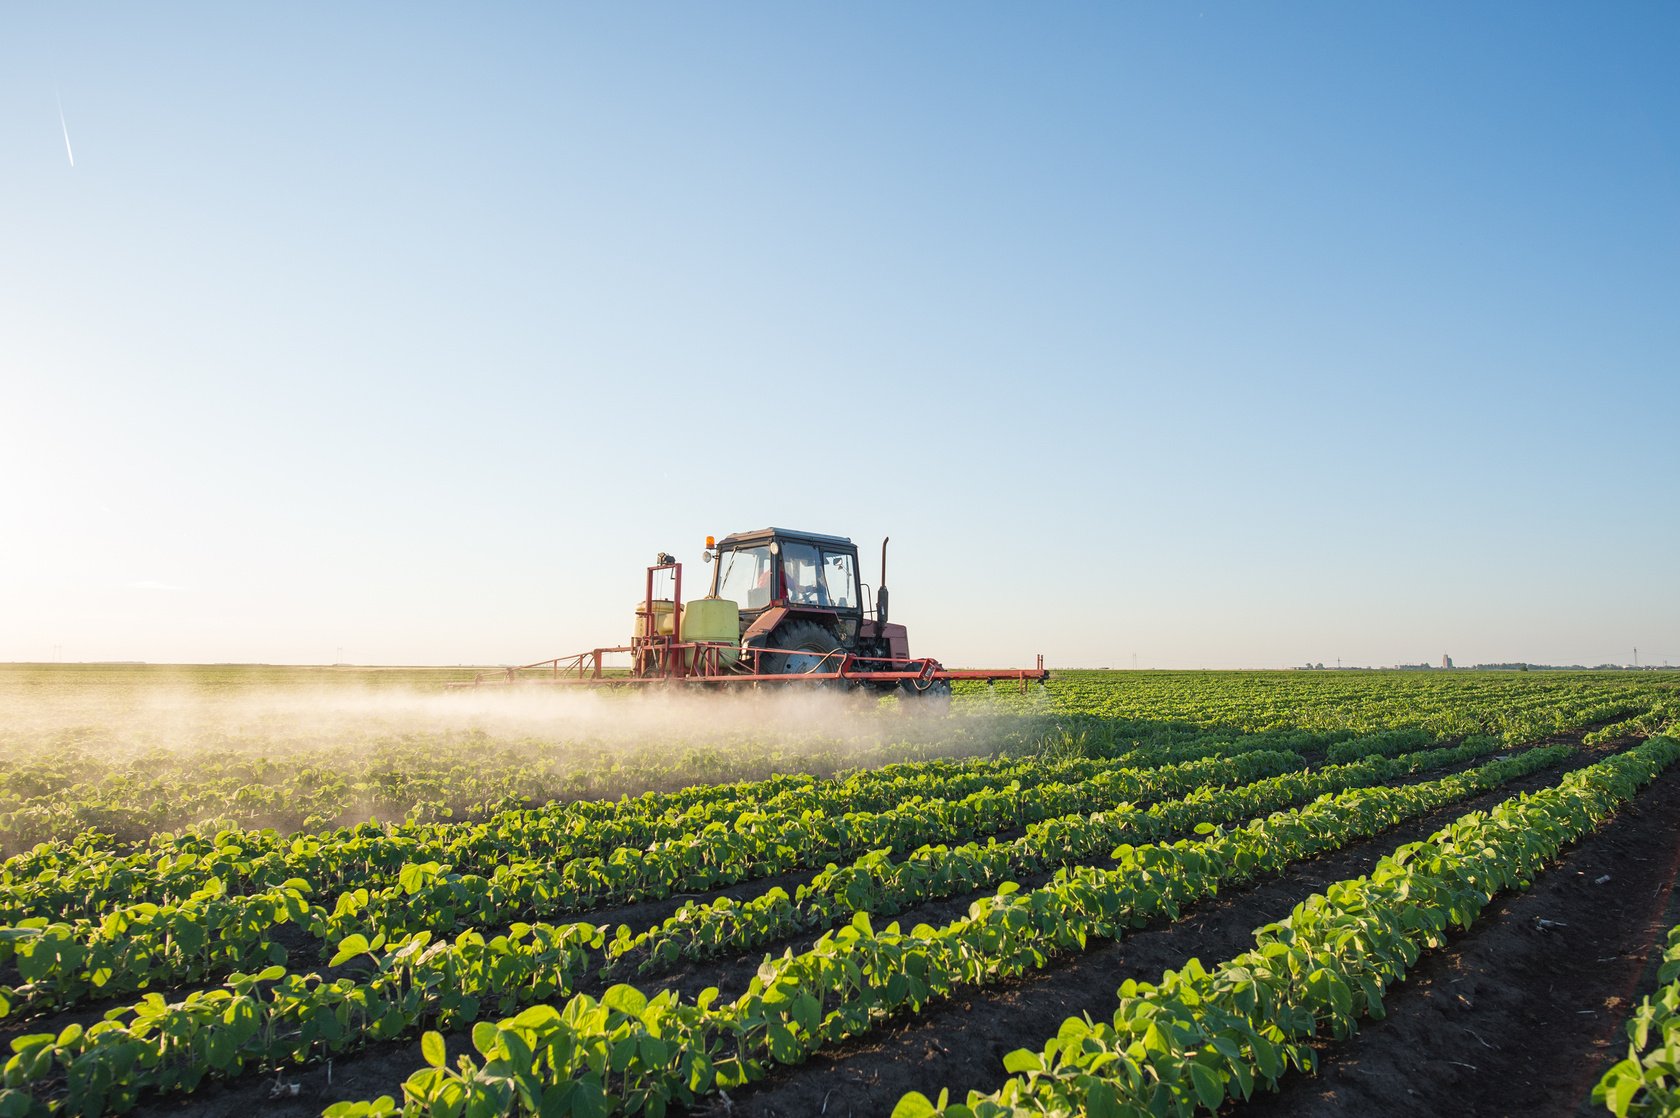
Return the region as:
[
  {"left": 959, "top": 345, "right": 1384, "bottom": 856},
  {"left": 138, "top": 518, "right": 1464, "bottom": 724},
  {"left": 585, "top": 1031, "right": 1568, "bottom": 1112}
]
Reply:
[
  {"left": 716, "top": 545, "right": 773, "bottom": 609},
  {"left": 780, "top": 542, "right": 823, "bottom": 605},
  {"left": 820, "top": 551, "right": 857, "bottom": 609},
  {"left": 778, "top": 543, "right": 858, "bottom": 609}
]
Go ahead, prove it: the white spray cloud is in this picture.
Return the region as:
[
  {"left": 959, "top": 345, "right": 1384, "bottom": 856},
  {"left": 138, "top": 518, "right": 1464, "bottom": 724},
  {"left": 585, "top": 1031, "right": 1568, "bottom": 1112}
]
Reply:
[{"left": 0, "top": 678, "right": 1043, "bottom": 762}]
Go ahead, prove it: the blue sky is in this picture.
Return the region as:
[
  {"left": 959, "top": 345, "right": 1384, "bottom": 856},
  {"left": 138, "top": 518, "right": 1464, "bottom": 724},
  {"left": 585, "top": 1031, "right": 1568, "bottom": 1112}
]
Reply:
[{"left": 3, "top": 3, "right": 1676, "bottom": 668}]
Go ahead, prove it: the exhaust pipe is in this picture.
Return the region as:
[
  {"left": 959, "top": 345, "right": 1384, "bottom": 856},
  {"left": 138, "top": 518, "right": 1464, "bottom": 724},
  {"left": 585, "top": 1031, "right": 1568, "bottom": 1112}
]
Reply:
[{"left": 878, "top": 536, "right": 889, "bottom": 626}]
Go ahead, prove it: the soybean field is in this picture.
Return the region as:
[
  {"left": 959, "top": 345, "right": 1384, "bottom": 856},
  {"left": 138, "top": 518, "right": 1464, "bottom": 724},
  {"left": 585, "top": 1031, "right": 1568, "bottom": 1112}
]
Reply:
[{"left": 2, "top": 665, "right": 1679, "bottom": 1118}]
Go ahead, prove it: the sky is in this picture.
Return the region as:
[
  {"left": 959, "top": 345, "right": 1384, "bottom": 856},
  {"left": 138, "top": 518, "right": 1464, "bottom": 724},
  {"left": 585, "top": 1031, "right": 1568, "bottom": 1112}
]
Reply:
[{"left": 2, "top": 3, "right": 1676, "bottom": 670}]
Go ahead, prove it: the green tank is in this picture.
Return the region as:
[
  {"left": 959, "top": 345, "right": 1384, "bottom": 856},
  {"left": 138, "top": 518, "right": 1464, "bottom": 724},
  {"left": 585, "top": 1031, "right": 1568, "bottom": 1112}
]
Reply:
[{"left": 680, "top": 597, "right": 740, "bottom": 666}]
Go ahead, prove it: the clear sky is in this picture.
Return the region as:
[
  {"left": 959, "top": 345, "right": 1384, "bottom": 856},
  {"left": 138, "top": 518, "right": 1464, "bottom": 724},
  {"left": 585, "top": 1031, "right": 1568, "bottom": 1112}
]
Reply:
[{"left": 3, "top": 3, "right": 1676, "bottom": 670}]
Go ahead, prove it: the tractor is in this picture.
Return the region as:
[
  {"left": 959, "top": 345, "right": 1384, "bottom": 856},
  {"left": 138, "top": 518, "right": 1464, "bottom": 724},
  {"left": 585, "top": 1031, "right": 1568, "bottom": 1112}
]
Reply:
[{"left": 468, "top": 527, "right": 1046, "bottom": 697}]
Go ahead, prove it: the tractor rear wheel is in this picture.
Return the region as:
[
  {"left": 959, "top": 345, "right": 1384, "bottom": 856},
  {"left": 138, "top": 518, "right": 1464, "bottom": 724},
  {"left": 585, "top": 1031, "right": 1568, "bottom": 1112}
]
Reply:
[{"left": 763, "top": 621, "right": 848, "bottom": 681}]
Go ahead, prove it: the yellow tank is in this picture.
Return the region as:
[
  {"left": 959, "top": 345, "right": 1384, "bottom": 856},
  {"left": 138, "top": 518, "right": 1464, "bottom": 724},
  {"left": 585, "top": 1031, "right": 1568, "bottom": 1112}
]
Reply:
[
  {"left": 633, "top": 600, "right": 678, "bottom": 641},
  {"left": 680, "top": 597, "right": 740, "bottom": 666}
]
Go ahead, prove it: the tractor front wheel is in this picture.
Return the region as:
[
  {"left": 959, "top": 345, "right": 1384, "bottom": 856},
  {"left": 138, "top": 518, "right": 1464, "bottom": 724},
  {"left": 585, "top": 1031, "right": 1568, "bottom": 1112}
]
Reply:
[{"left": 901, "top": 666, "right": 953, "bottom": 709}]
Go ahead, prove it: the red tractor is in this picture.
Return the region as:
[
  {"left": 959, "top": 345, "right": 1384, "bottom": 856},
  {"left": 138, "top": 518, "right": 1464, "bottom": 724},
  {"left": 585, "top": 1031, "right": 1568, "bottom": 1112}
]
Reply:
[{"left": 476, "top": 527, "right": 1046, "bottom": 698}]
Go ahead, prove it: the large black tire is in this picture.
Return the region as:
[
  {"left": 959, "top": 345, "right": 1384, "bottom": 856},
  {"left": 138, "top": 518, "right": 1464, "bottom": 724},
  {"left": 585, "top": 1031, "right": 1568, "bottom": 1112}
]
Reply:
[
  {"left": 901, "top": 663, "right": 953, "bottom": 709},
  {"left": 762, "top": 621, "right": 849, "bottom": 681}
]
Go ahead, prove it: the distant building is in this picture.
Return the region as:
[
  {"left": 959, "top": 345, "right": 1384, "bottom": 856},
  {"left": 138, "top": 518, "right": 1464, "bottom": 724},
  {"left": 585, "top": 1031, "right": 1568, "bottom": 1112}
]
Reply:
[{"left": 1442, "top": 654, "right": 1454, "bottom": 669}]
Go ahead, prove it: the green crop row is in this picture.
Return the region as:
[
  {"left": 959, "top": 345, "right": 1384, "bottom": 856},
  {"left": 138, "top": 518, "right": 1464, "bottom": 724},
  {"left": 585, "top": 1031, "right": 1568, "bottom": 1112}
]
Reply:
[
  {"left": 897, "top": 734, "right": 1680, "bottom": 1118},
  {"left": 0, "top": 743, "right": 1341, "bottom": 1112},
  {"left": 6, "top": 675, "right": 1657, "bottom": 940},
  {"left": 0, "top": 687, "right": 1046, "bottom": 857},
  {"left": 1009, "top": 672, "right": 1657, "bottom": 746},
  {"left": 6, "top": 669, "right": 1665, "bottom": 863},
  {"left": 0, "top": 920, "right": 602, "bottom": 1116},
  {"left": 0, "top": 741, "right": 1299, "bottom": 1025},
  {"left": 10, "top": 670, "right": 1660, "bottom": 923},
  {"left": 320, "top": 746, "right": 1303, "bottom": 949},
  {"left": 318, "top": 741, "right": 1570, "bottom": 1117},
  {"left": 0, "top": 727, "right": 1288, "bottom": 930},
  {"left": 0, "top": 748, "right": 1069, "bottom": 924},
  {"left": 607, "top": 737, "right": 1507, "bottom": 972},
  {"left": 1594, "top": 919, "right": 1680, "bottom": 1117},
  {"left": 0, "top": 879, "right": 313, "bottom": 1021},
  {"left": 1322, "top": 727, "right": 1436, "bottom": 764},
  {"left": 1583, "top": 703, "right": 1677, "bottom": 747}
]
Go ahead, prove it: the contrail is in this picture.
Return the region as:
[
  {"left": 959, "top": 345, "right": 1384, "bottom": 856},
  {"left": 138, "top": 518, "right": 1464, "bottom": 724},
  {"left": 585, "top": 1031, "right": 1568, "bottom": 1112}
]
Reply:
[{"left": 56, "top": 88, "right": 74, "bottom": 168}]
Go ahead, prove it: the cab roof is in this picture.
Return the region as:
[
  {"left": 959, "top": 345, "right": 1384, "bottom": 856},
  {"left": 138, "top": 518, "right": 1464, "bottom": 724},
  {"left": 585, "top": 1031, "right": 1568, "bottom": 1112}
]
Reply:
[{"left": 717, "top": 527, "right": 856, "bottom": 550}]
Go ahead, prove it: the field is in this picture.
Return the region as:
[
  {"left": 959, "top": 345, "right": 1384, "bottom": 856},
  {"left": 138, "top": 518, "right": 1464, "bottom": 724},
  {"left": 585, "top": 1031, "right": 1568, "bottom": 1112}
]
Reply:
[{"left": 2, "top": 665, "right": 1679, "bottom": 1117}]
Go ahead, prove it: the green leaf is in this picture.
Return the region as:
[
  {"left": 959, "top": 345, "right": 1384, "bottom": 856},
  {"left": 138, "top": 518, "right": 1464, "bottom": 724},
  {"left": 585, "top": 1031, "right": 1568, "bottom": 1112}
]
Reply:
[
  {"left": 601, "top": 984, "right": 648, "bottom": 1016},
  {"left": 767, "top": 1021, "right": 803, "bottom": 1064},
  {"left": 568, "top": 1076, "right": 610, "bottom": 1118},
  {"left": 1002, "top": 1049, "right": 1043, "bottom": 1074},
  {"left": 422, "top": 1030, "right": 447, "bottom": 1068},
  {"left": 793, "top": 991, "right": 822, "bottom": 1034},
  {"left": 891, "top": 1093, "right": 939, "bottom": 1118},
  {"left": 1189, "top": 1062, "right": 1225, "bottom": 1110},
  {"left": 510, "top": 1004, "right": 560, "bottom": 1029},
  {"left": 1605, "top": 1069, "right": 1640, "bottom": 1118},
  {"left": 208, "top": 1025, "right": 237, "bottom": 1070},
  {"left": 1084, "top": 1081, "right": 1126, "bottom": 1118},
  {"left": 330, "top": 934, "right": 371, "bottom": 967},
  {"left": 15, "top": 947, "right": 50, "bottom": 985},
  {"left": 1251, "top": 1034, "right": 1283, "bottom": 1081}
]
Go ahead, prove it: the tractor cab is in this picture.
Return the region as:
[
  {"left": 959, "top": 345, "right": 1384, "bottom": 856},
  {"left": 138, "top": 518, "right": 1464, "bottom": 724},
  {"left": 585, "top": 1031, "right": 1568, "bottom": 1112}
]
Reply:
[{"left": 708, "top": 528, "right": 863, "bottom": 645}]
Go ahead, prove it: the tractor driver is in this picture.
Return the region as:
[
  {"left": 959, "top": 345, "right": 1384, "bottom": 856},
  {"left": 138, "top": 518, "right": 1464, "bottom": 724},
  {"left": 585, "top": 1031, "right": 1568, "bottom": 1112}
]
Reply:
[
  {"left": 783, "top": 557, "right": 820, "bottom": 605},
  {"left": 751, "top": 558, "right": 811, "bottom": 603}
]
